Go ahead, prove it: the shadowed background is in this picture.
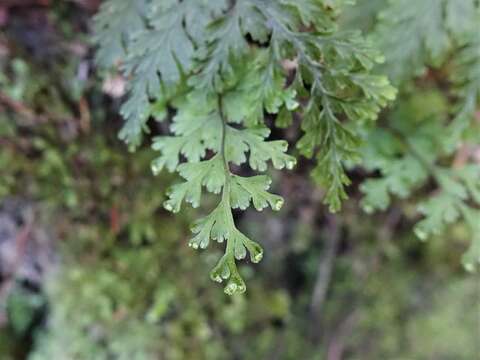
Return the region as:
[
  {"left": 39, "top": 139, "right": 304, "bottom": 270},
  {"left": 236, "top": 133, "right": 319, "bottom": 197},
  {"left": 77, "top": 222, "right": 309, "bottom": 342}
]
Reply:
[{"left": 0, "top": 1, "right": 478, "bottom": 359}]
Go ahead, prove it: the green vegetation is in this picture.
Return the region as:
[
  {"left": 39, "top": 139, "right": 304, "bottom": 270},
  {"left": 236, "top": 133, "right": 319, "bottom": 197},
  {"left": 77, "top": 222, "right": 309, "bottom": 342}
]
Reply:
[{"left": 0, "top": 1, "right": 478, "bottom": 359}]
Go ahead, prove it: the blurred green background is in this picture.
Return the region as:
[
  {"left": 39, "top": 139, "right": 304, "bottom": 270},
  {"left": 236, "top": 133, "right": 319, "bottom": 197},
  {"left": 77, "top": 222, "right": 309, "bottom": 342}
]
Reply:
[{"left": 0, "top": 1, "right": 478, "bottom": 359}]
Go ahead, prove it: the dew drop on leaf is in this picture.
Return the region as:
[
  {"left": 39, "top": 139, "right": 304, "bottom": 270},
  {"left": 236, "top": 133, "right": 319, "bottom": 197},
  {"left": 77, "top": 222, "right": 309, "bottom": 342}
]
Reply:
[
  {"left": 273, "top": 198, "right": 284, "bottom": 211},
  {"left": 414, "top": 227, "right": 428, "bottom": 241},
  {"left": 164, "top": 202, "right": 173, "bottom": 212}
]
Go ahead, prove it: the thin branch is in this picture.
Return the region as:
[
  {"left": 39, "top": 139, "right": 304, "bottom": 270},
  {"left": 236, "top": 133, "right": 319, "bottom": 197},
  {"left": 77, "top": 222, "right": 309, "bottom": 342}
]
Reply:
[
  {"left": 0, "top": 91, "right": 47, "bottom": 124},
  {"left": 309, "top": 214, "right": 340, "bottom": 341},
  {"left": 326, "top": 311, "right": 359, "bottom": 360},
  {"left": 0, "top": 216, "right": 34, "bottom": 324}
]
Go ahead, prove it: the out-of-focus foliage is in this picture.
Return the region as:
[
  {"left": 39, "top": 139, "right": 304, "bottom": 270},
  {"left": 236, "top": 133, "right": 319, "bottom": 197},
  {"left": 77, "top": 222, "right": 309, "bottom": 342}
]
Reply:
[
  {"left": 28, "top": 211, "right": 479, "bottom": 360},
  {"left": 0, "top": 1, "right": 478, "bottom": 359},
  {"left": 352, "top": 0, "right": 480, "bottom": 271},
  {"left": 360, "top": 89, "right": 480, "bottom": 268},
  {"left": 372, "top": 0, "right": 479, "bottom": 83}
]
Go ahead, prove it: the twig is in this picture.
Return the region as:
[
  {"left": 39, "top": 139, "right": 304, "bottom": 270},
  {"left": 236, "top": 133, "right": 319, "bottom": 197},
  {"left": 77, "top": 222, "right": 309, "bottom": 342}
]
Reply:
[
  {"left": 78, "top": 96, "right": 91, "bottom": 133},
  {"left": 0, "top": 215, "right": 34, "bottom": 324},
  {"left": 309, "top": 215, "right": 340, "bottom": 341},
  {"left": 0, "top": 90, "right": 74, "bottom": 127},
  {"left": 326, "top": 311, "right": 359, "bottom": 360},
  {"left": 0, "top": 91, "right": 47, "bottom": 124}
]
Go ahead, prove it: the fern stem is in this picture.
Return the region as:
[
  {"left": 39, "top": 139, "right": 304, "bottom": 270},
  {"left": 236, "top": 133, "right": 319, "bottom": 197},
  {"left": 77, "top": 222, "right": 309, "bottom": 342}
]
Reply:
[
  {"left": 217, "top": 94, "right": 236, "bottom": 243},
  {"left": 218, "top": 94, "right": 230, "bottom": 174}
]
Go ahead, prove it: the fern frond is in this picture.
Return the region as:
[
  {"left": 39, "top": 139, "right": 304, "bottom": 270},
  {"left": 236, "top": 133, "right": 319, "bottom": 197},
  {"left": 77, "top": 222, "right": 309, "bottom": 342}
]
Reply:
[
  {"left": 95, "top": 0, "right": 395, "bottom": 292},
  {"left": 361, "top": 92, "right": 480, "bottom": 271},
  {"left": 93, "top": 0, "right": 147, "bottom": 68},
  {"left": 373, "top": 0, "right": 479, "bottom": 83}
]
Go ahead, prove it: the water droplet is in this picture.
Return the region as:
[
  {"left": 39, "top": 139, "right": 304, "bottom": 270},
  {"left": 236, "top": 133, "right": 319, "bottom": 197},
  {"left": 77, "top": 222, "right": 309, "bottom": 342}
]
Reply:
[
  {"left": 212, "top": 274, "right": 222, "bottom": 283},
  {"left": 151, "top": 161, "right": 162, "bottom": 176},
  {"left": 363, "top": 205, "right": 373, "bottom": 214},
  {"left": 164, "top": 202, "right": 173, "bottom": 212},
  {"left": 253, "top": 252, "right": 263, "bottom": 263},
  {"left": 273, "top": 198, "right": 284, "bottom": 211},
  {"left": 224, "top": 283, "right": 238, "bottom": 295},
  {"left": 286, "top": 159, "right": 296, "bottom": 170},
  {"left": 464, "top": 262, "right": 475, "bottom": 273},
  {"left": 375, "top": 54, "right": 386, "bottom": 64},
  {"left": 414, "top": 227, "right": 428, "bottom": 241}
]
